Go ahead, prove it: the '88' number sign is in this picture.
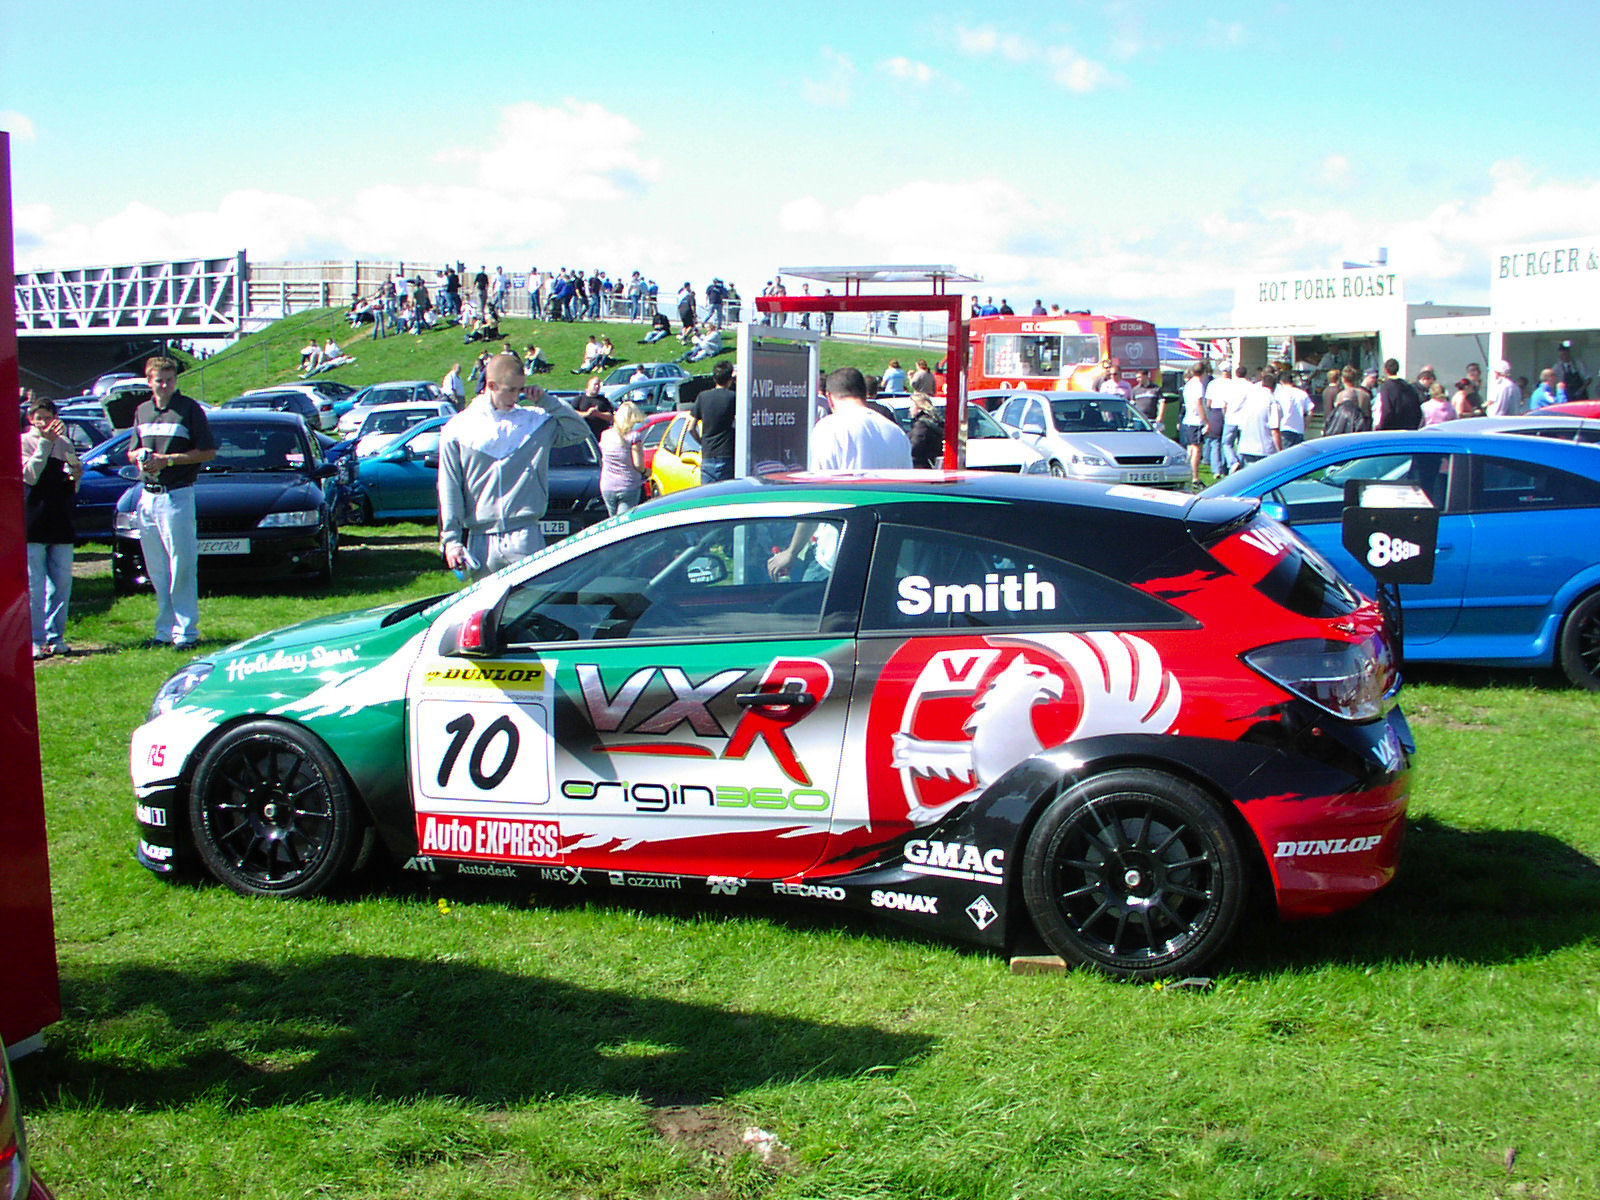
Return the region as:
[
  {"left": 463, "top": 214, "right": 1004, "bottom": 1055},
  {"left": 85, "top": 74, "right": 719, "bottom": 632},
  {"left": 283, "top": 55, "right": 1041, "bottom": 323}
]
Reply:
[{"left": 414, "top": 699, "right": 553, "bottom": 803}]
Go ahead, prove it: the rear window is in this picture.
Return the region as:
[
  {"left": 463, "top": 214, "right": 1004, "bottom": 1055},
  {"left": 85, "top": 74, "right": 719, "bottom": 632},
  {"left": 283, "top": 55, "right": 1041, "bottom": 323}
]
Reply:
[{"left": 1206, "top": 518, "right": 1361, "bottom": 619}]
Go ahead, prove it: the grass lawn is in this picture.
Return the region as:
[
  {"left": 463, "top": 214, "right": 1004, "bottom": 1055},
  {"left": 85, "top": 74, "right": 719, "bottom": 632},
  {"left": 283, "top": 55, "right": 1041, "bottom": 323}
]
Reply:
[
  {"left": 15, "top": 522, "right": 1600, "bottom": 1198},
  {"left": 175, "top": 307, "right": 933, "bottom": 406}
]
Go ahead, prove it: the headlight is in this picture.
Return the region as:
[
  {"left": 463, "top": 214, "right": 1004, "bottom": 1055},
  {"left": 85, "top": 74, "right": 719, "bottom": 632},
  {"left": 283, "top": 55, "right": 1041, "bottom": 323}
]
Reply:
[
  {"left": 149, "top": 661, "right": 213, "bottom": 719},
  {"left": 115, "top": 511, "right": 140, "bottom": 535},
  {"left": 1244, "top": 638, "right": 1386, "bottom": 722},
  {"left": 1069, "top": 452, "right": 1108, "bottom": 467},
  {"left": 258, "top": 510, "right": 320, "bottom": 529}
]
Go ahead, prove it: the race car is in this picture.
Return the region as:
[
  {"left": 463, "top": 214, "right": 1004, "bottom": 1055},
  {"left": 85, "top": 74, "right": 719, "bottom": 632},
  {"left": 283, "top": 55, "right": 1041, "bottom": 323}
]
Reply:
[{"left": 132, "top": 473, "right": 1413, "bottom": 979}]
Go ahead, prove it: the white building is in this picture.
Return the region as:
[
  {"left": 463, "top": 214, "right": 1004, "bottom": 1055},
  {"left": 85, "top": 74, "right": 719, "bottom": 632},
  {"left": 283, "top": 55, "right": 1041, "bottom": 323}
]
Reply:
[
  {"left": 1414, "top": 235, "right": 1600, "bottom": 393},
  {"left": 1181, "top": 265, "right": 1488, "bottom": 385}
]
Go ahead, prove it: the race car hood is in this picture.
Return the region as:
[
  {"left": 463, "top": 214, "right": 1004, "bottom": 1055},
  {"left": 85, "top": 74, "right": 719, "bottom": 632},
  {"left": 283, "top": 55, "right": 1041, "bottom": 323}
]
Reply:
[{"left": 208, "top": 596, "right": 443, "bottom": 688}]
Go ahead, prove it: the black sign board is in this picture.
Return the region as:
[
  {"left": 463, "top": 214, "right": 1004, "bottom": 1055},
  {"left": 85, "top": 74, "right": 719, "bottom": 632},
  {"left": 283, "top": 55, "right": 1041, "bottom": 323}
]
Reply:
[{"left": 1340, "top": 481, "right": 1439, "bottom": 586}]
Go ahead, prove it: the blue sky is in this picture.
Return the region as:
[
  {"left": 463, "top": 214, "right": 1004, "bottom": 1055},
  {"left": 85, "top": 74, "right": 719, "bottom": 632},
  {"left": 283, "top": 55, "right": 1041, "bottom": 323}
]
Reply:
[{"left": 4, "top": 0, "right": 1597, "bottom": 323}]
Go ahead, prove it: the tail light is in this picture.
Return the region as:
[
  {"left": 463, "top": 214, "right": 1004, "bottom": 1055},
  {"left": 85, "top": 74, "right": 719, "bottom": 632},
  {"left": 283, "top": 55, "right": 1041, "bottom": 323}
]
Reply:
[{"left": 1243, "top": 636, "right": 1390, "bottom": 721}]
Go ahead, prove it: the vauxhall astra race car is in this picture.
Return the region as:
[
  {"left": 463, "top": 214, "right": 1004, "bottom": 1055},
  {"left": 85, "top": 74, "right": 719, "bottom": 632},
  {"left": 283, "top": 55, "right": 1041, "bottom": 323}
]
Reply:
[{"left": 132, "top": 473, "right": 1413, "bottom": 979}]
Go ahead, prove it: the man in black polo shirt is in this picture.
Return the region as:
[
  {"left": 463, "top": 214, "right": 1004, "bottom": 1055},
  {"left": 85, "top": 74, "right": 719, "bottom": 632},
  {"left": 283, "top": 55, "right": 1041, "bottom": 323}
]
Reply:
[
  {"left": 691, "top": 360, "right": 737, "bottom": 482},
  {"left": 128, "top": 355, "right": 217, "bottom": 648}
]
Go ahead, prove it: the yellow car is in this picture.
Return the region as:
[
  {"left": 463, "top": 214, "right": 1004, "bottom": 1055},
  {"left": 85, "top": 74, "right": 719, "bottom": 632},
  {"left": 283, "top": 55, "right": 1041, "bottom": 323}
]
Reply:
[{"left": 649, "top": 411, "right": 702, "bottom": 497}]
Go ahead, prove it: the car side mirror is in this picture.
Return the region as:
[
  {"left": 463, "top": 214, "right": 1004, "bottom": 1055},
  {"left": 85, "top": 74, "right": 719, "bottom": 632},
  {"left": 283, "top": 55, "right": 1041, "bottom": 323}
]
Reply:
[
  {"left": 1260, "top": 500, "right": 1289, "bottom": 522},
  {"left": 441, "top": 607, "right": 502, "bottom": 657},
  {"left": 1021, "top": 419, "right": 1046, "bottom": 437},
  {"left": 312, "top": 462, "right": 338, "bottom": 479},
  {"left": 117, "top": 464, "right": 142, "bottom": 481},
  {"left": 422, "top": 452, "right": 440, "bottom": 469}
]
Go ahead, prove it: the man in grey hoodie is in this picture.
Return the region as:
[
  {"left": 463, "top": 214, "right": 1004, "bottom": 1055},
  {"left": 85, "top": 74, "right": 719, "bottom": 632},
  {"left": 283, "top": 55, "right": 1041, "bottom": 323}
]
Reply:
[{"left": 438, "top": 352, "right": 592, "bottom": 577}]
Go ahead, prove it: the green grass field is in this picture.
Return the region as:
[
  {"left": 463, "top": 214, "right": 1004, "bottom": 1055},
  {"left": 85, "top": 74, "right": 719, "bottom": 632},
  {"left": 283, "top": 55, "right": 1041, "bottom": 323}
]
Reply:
[
  {"left": 14, "top": 410, "right": 1600, "bottom": 1196},
  {"left": 174, "top": 306, "right": 933, "bottom": 406}
]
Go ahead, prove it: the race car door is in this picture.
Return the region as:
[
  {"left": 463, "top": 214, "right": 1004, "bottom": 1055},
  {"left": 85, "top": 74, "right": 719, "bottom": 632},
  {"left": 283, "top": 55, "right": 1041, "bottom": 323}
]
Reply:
[{"left": 410, "top": 510, "right": 858, "bottom": 880}]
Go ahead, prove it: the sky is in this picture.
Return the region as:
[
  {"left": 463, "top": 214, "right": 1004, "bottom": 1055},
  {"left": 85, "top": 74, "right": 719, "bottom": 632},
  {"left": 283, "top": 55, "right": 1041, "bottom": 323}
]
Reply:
[{"left": 4, "top": 0, "right": 1598, "bottom": 325}]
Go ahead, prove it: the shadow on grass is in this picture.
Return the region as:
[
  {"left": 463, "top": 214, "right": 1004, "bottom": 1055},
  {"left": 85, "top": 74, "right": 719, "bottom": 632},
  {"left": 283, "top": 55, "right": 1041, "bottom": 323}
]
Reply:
[
  {"left": 1225, "top": 814, "right": 1600, "bottom": 974},
  {"left": 36, "top": 953, "right": 932, "bottom": 1113}
]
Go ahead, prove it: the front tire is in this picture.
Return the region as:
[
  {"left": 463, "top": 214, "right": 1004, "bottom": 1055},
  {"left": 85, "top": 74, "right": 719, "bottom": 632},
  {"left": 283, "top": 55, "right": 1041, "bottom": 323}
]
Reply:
[
  {"left": 1048, "top": 460, "right": 1067, "bottom": 478},
  {"left": 1558, "top": 590, "right": 1600, "bottom": 690},
  {"left": 1021, "top": 768, "right": 1245, "bottom": 980},
  {"left": 188, "top": 720, "right": 362, "bottom": 897}
]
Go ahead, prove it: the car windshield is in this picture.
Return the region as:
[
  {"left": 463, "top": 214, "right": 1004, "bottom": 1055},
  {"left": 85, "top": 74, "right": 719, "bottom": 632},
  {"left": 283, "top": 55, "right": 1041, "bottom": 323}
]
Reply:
[
  {"left": 363, "top": 409, "right": 430, "bottom": 436},
  {"left": 1049, "top": 398, "right": 1153, "bottom": 433},
  {"left": 207, "top": 425, "right": 309, "bottom": 472},
  {"left": 968, "top": 407, "right": 1009, "bottom": 439},
  {"left": 551, "top": 439, "right": 600, "bottom": 468},
  {"left": 356, "top": 386, "right": 416, "bottom": 408}
]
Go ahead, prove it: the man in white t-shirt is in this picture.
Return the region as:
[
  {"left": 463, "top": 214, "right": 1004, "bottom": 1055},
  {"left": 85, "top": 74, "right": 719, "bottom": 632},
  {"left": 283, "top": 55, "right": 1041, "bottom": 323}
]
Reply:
[
  {"left": 1236, "top": 371, "right": 1282, "bottom": 464},
  {"left": 769, "top": 367, "right": 911, "bottom": 579},
  {"left": 1275, "top": 375, "right": 1314, "bottom": 447},
  {"left": 1488, "top": 360, "right": 1524, "bottom": 416}
]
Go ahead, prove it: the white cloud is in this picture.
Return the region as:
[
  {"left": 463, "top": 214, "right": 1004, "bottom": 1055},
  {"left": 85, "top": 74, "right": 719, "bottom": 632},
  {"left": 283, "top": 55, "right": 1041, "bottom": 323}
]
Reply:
[
  {"left": 778, "top": 195, "right": 829, "bottom": 234},
  {"left": 13, "top": 101, "right": 664, "bottom": 271},
  {"left": 881, "top": 56, "right": 937, "bottom": 84},
  {"left": 801, "top": 48, "right": 856, "bottom": 107},
  {"left": 953, "top": 24, "right": 1119, "bottom": 92},
  {"left": 0, "top": 110, "right": 36, "bottom": 141}
]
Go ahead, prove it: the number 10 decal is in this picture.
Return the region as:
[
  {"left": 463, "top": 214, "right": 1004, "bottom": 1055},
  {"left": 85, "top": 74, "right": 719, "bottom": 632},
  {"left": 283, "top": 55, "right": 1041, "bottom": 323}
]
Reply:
[{"left": 415, "top": 699, "right": 553, "bottom": 804}]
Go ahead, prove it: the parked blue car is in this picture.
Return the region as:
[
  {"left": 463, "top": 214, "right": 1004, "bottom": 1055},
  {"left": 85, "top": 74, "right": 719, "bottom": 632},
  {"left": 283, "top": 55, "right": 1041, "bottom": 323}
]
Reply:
[
  {"left": 1204, "top": 429, "right": 1600, "bottom": 687},
  {"left": 351, "top": 415, "right": 606, "bottom": 539}
]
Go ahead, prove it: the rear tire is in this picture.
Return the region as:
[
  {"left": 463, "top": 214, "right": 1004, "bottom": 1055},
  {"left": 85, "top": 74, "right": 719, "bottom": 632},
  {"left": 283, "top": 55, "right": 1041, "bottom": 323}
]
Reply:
[
  {"left": 1021, "top": 768, "right": 1245, "bottom": 980},
  {"left": 1558, "top": 590, "right": 1600, "bottom": 690}
]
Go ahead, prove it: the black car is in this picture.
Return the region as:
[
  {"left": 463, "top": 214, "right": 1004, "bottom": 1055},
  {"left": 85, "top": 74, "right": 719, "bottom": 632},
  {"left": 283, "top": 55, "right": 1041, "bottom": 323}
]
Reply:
[
  {"left": 221, "top": 390, "right": 323, "bottom": 429},
  {"left": 112, "top": 410, "right": 344, "bottom": 591}
]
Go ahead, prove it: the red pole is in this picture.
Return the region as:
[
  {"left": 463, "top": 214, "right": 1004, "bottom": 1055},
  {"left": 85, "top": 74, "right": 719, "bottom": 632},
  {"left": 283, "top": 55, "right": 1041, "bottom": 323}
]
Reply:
[{"left": 0, "top": 131, "right": 63, "bottom": 1046}]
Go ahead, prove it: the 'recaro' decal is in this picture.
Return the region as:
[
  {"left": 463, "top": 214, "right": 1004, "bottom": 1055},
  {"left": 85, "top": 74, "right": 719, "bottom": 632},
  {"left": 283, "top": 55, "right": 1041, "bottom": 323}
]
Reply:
[{"left": 873, "top": 632, "right": 1182, "bottom": 824}]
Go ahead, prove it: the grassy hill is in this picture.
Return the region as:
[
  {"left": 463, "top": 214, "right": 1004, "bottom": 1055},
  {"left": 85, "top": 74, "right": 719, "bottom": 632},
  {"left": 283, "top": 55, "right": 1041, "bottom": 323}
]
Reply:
[{"left": 177, "top": 307, "right": 938, "bottom": 404}]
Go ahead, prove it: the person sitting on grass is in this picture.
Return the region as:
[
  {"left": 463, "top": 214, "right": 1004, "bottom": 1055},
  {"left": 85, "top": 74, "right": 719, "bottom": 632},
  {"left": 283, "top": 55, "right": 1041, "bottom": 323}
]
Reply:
[
  {"left": 523, "top": 344, "right": 552, "bottom": 375},
  {"left": 574, "top": 335, "right": 604, "bottom": 374},
  {"left": 300, "top": 338, "right": 321, "bottom": 372},
  {"left": 641, "top": 312, "right": 671, "bottom": 344},
  {"left": 680, "top": 323, "right": 724, "bottom": 364}
]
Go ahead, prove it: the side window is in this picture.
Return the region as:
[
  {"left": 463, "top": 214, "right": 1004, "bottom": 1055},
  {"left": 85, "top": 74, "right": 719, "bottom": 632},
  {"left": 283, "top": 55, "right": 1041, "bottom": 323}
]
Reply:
[
  {"left": 1470, "top": 455, "right": 1600, "bottom": 513},
  {"left": 498, "top": 517, "right": 846, "bottom": 644},
  {"left": 1271, "top": 453, "right": 1452, "bottom": 524},
  {"left": 861, "top": 524, "right": 1182, "bottom": 632},
  {"left": 409, "top": 429, "right": 443, "bottom": 457}
]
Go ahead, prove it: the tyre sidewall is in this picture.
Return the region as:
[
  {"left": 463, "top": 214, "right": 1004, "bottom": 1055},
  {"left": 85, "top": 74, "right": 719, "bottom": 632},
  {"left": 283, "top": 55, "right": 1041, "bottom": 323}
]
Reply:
[
  {"left": 1021, "top": 768, "right": 1245, "bottom": 980},
  {"left": 188, "top": 719, "right": 359, "bottom": 898}
]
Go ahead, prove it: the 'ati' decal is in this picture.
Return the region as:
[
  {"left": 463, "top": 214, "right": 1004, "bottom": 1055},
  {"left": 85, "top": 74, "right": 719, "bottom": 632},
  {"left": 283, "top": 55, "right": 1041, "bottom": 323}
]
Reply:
[
  {"left": 870, "top": 632, "right": 1181, "bottom": 825},
  {"left": 578, "top": 657, "right": 833, "bottom": 785}
]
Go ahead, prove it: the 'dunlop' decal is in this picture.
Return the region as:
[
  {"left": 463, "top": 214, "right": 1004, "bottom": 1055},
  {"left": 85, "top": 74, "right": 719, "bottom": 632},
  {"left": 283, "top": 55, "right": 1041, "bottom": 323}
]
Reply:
[{"left": 871, "top": 632, "right": 1181, "bottom": 824}]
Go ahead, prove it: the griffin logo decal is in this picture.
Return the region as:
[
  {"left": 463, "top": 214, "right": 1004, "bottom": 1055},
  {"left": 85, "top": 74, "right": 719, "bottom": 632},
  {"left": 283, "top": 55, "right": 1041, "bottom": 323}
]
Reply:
[{"left": 874, "top": 632, "right": 1181, "bottom": 825}]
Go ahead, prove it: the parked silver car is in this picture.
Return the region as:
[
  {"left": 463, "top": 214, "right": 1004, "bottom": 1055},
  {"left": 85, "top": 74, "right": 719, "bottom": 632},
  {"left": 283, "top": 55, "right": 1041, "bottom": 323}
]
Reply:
[{"left": 985, "top": 390, "right": 1189, "bottom": 486}]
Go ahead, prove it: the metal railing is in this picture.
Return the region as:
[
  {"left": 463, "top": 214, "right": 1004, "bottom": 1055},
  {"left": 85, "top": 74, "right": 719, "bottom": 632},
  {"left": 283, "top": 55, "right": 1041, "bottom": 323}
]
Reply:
[{"left": 15, "top": 252, "right": 246, "bottom": 336}]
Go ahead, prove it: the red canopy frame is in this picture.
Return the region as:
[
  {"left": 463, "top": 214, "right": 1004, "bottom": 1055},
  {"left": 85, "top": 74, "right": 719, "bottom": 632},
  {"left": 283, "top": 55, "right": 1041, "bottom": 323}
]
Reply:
[{"left": 754, "top": 266, "right": 973, "bottom": 467}]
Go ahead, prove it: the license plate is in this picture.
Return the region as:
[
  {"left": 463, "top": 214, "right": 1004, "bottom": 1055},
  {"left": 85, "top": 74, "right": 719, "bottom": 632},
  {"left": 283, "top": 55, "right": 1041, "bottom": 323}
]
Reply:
[
  {"left": 198, "top": 538, "right": 249, "bottom": 555},
  {"left": 539, "top": 519, "right": 570, "bottom": 537},
  {"left": 1123, "top": 472, "right": 1165, "bottom": 484}
]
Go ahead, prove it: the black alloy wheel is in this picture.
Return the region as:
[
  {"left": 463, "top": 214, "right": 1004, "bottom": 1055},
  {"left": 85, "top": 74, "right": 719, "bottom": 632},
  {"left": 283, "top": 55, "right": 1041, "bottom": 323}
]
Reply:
[
  {"left": 1022, "top": 768, "right": 1245, "bottom": 980},
  {"left": 1559, "top": 590, "right": 1600, "bottom": 690},
  {"left": 188, "top": 720, "right": 361, "bottom": 897}
]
